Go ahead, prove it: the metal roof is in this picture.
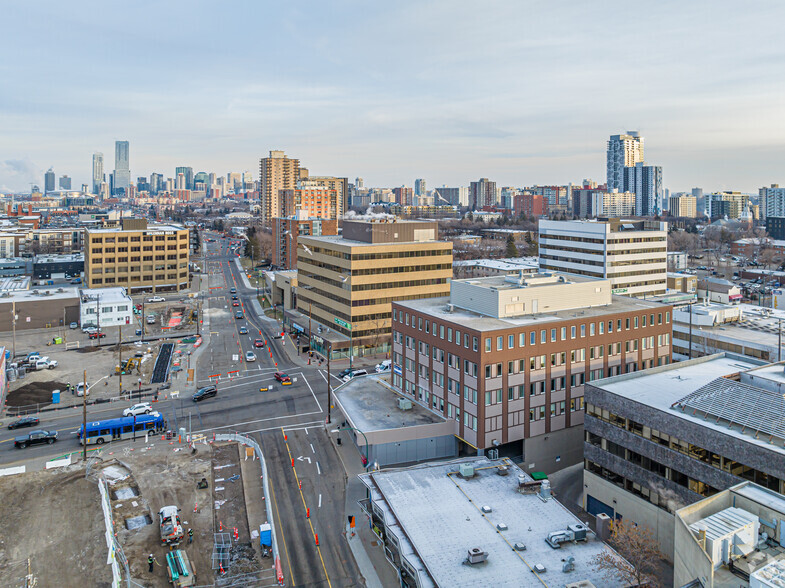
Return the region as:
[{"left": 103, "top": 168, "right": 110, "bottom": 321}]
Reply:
[{"left": 672, "top": 377, "right": 785, "bottom": 447}]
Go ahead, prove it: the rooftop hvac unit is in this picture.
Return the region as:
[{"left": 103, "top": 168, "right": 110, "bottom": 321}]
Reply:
[
  {"left": 481, "top": 505, "right": 492, "bottom": 513},
  {"left": 595, "top": 513, "right": 612, "bottom": 542},
  {"left": 532, "top": 563, "right": 547, "bottom": 573},
  {"left": 496, "top": 465, "right": 509, "bottom": 476},
  {"left": 688, "top": 507, "right": 759, "bottom": 567},
  {"left": 546, "top": 524, "right": 589, "bottom": 549},
  {"left": 458, "top": 463, "right": 475, "bottom": 478},
  {"left": 397, "top": 398, "right": 413, "bottom": 411},
  {"left": 465, "top": 547, "right": 488, "bottom": 565},
  {"left": 446, "top": 303, "right": 454, "bottom": 313},
  {"left": 539, "top": 480, "right": 551, "bottom": 500}
]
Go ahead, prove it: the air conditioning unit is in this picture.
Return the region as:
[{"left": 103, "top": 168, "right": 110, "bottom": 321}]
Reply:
[
  {"left": 446, "top": 303, "right": 454, "bottom": 313},
  {"left": 466, "top": 548, "right": 488, "bottom": 565},
  {"left": 458, "top": 463, "right": 475, "bottom": 478},
  {"left": 397, "top": 398, "right": 413, "bottom": 411}
]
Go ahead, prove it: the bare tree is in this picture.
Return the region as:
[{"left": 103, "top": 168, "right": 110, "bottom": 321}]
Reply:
[{"left": 591, "top": 518, "right": 665, "bottom": 587}]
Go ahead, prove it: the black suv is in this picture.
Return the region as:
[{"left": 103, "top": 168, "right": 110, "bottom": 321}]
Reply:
[
  {"left": 7, "top": 416, "right": 40, "bottom": 430},
  {"left": 15, "top": 430, "right": 57, "bottom": 448},
  {"left": 193, "top": 386, "right": 217, "bottom": 402}
]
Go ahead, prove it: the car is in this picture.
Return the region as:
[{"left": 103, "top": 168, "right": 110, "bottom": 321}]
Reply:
[
  {"left": 70, "top": 278, "right": 82, "bottom": 284},
  {"left": 235, "top": 311, "right": 244, "bottom": 319},
  {"left": 232, "top": 301, "right": 240, "bottom": 307},
  {"left": 245, "top": 351, "right": 257, "bottom": 362},
  {"left": 343, "top": 368, "right": 368, "bottom": 382},
  {"left": 34, "top": 357, "right": 57, "bottom": 370},
  {"left": 82, "top": 326, "right": 98, "bottom": 334},
  {"left": 7, "top": 416, "right": 40, "bottom": 430},
  {"left": 338, "top": 368, "right": 353, "bottom": 379},
  {"left": 192, "top": 386, "right": 217, "bottom": 402},
  {"left": 232, "top": 295, "right": 238, "bottom": 300},
  {"left": 375, "top": 360, "right": 392, "bottom": 373},
  {"left": 147, "top": 296, "right": 166, "bottom": 303},
  {"left": 274, "top": 372, "right": 291, "bottom": 383},
  {"left": 254, "top": 339, "right": 265, "bottom": 348},
  {"left": 123, "top": 402, "right": 153, "bottom": 417},
  {"left": 239, "top": 326, "right": 248, "bottom": 334},
  {"left": 230, "top": 288, "right": 237, "bottom": 294},
  {"left": 88, "top": 331, "right": 106, "bottom": 339},
  {"left": 14, "top": 429, "right": 57, "bottom": 448},
  {"left": 76, "top": 382, "right": 90, "bottom": 396},
  {"left": 69, "top": 322, "right": 78, "bottom": 329}
]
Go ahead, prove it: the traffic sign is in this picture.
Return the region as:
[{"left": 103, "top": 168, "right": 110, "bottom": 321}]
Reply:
[{"left": 334, "top": 317, "right": 351, "bottom": 330}]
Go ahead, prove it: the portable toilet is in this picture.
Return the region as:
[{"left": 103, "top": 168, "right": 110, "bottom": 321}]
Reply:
[
  {"left": 259, "top": 523, "right": 272, "bottom": 549},
  {"left": 52, "top": 389, "right": 61, "bottom": 404}
]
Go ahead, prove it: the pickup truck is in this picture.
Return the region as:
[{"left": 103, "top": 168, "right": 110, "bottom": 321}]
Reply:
[
  {"left": 34, "top": 357, "right": 58, "bottom": 370},
  {"left": 15, "top": 430, "right": 58, "bottom": 448},
  {"left": 148, "top": 296, "right": 166, "bottom": 303}
]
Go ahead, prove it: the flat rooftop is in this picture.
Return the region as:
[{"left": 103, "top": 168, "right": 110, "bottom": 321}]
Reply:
[
  {"left": 336, "top": 375, "right": 444, "bottom": 431},
  {"left": 592, "top": 354, "right": 785, "bottom": 457},
  {"left": 453, "top": 257, "right": 539, "bottom": 271},
  {"left": 85, "top": 224, "right": 185, "bottom": 233},
  {"left": 0, "top": 285, "right": 79, "bottom": 303},
  {"left": 360, "top": 457, "right": 626, "bottom": 587},
  {"left": 397, "top": 292, "right": 666, "bottom": 331},
  {"left": 299, "top": 234, "right": 444, "bottom": 247}
]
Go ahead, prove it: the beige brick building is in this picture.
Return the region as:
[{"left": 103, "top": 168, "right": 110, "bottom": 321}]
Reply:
[
  {"left": 84, "top": 218, "right": 190, "bottom": 293},
  {"left": 259, "top": 150, "right": 300, "bottom": 221}
]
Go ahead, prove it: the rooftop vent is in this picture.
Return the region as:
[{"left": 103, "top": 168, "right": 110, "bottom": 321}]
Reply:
[
  {"left": 481, "top": 505, "right": 492, "bottom": 513},
  {"left": 397, "top": 398, "right": 413, "bottom": 411},
  {"left": 445, "top": 303, "right": 454, "bottom": 313},
  {"left": 562, "top": 556, "right": 575, "bottom": 573},
  {"left": 458, "top": 463, "right": 475, "bottom": 478},
  {"left": 513, "top": 542, "right": 526, "bottom": 551},
  {"left": 539, "top": 480, "right": 552, "bottom": 501},
  {"left": 496, "top": 465, "right": 509, "bottom": 476},
  {"left": 496, "top": 523, "right": 508, "bottom": 531},
  {"left": 465, "top": 547, "right": 488, "bottom": 565},
  {"left": 532, "top": 563, "right": 547, "bottom": 573}
]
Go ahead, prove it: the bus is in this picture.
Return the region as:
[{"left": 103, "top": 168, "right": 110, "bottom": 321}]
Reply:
[{"left": 78, "top": 412, "right": 167, "bottom": 445}]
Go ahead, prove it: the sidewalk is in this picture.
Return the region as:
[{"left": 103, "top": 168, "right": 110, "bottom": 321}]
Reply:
[{"left": 327, "top": 424, "right": 399, "bottom": 588}]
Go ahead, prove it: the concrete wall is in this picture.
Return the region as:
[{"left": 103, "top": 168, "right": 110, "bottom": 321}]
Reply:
[
  {"left": 0, "top": 298, "right": 80, "bottom": 331},
  {"left": 522, "top": 425, "right": 583, "bottom": 475},
  {"left": 584, "top": 470, "right": 676, "bottom": 558},
  {"left": 368, "top": 434, "right": 457, "bottom": 466}
]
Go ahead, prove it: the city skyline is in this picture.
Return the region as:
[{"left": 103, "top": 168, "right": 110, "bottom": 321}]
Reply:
[{"left": 2, "top": 1, "right": 784, "bottom": 193}]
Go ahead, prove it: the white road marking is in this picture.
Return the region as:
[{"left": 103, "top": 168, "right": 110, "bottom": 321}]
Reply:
[
  {"left": 191, "top": 411, "right": 323, "bottom": 434},
  {"left": 318, "top": 370, "right": 327, "bottom": 383},
  {"left": 310, "top": 443, "right": 315, "bottom": 453},
  {"left": 297, "top": 456, "right": 312, "bottom": 464},
  {"left": 316, "top": 461, "right": 321, "bottom": 475},
  {"left": 318, "top": 493, "right": 322, "bottom": 508},
  {"left": 296, "top": 372, "right": 323, "bottom": 413}
]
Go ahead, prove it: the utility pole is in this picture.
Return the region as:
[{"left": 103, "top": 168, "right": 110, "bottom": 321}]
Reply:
[
  {"left": 11, "top": 300, "right": 16, "bottom": 359},
  {"left": 118, "top": 323, "right": 123, "bottom": 396},
  {"left": 82, "top": 369, "right": 87, "bottom": 462},
  {"left": 779, "top": 317, "right": 782, "bottom": 363},
  {"left": 688, "top": 301, "right": 693, "bottom": 360},
  {"left": 326, "top": 341, "right": 332, "bottom": 424}
]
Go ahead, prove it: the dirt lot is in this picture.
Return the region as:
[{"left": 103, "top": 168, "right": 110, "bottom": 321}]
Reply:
[{"left": 0, "top": 466, "right": 112, "bottom": 587}]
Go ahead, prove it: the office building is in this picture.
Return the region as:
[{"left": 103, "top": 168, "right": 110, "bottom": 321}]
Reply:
[
  {"left": 525, "top": 185, "right": 570, "bottom": 214},
  {"left": 539, "top": 218, "right": 668, "bottom": 297},
  {"left": 708, "top": 191, "right": 750, "bottom": 220},
  {"left": 294, "top": 219, "right": 452, "bottom": 358},
  {"left": 92, "top": 152, "right": 104, "bottom": 195},
  {"left": 607, "top": 131, "right": 644, "bottom": 191},
  {"left": 193, "top": 171, "right": 208, "bottom": 187},
  {"left": 513, "top": 193, "right": 547, "bottom": 218},
  {"left": 359, "top": 457, "right": 630, "bottom": 588},
  {"left": 174, "top": 166, "right": 193, "bottom": 191},
  {"left": 392, "top": 186, "right": 413, "bottom": 206},
  {"left": 414, "top": 178, "right": 426, "bottom": 196},
  {"left": 279, "top": 187, "right": 337, "bottom": 219},
  {"left": 79, "top": 286, "right": 133, "bottom": 329},
  {"left": 392, "top": 272, "right": 672, "bottom": 463},
  {"left": 84, "top": 218, "right": 190, "bottom": 293},
  {"left": 573, "top": 189, "right": 636, "bottom": 218},
  {"left": 44, "top": 168, "right": 55, "bottom": 194},
  {"left": 58, "top": 175, "right": 71, "bottom": 190},
  {"left": 624, "top": 162, "right": 663, "bottom": 216},
  {"left": 669, "top": 195, "right": 697, "bottom": 218},
  {"left": 583, "top": 353, "right": 785, "bottom": 558},
  {"left": 760, "top": 184, "right": 785, "bottom": 219},
  {"left": 272, "top": 213, "right": 338, "bottom": 270},
  {"left": 674, "top": 481, "right": 785, "bottom": 587},
  {"left": 434, "top": 186, "right": 469, "bottom": 207},
  {"left": 259, "top": 150, "right": 300, "bottom": 221},
  {"left": 692, "top": 187, "right": 705, "bottom": 216},
  {"left": 149, "top": 173, "right": 163, "bottom": 195},
  {"left": 113, "top": 141, "right": 130, "bottom": 194},
  {"left": 469, "top": 178, "right": 497, "bottom": 209}
]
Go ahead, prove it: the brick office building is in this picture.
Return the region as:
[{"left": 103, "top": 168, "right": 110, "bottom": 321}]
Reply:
[{"left": 391, "top": 273, "right": 673, "bottom": 473}]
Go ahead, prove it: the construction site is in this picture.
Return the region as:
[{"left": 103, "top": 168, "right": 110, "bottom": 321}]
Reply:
[{"left": 0, "top": 437, "right": 275, "bottom": 587}]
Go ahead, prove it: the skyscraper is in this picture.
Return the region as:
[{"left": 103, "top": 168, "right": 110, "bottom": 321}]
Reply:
[
  {"left": 44, "top": 168, "right": 55, "bottom": 194},
  {"left": 606, "top": 132, "right": 644, "bottom": 191},
  {"left": 114, "top": 141, "right": 130, "bottom": 194},
  {"left": 92, "top": 152, "right": 104, "bottom": 195},
  {"left": 414, "top": 178, "right": 426, "bottom": 196},
  {"left": 58, "top": 175, "right": 71, "bottom": 190},
  {"left": 149, "top": 173, "right": 163, "bottom": 195},
  {"left": 469, "top": 178, "right": 497, "bottom": 209},
  {"left": 259, "top": 150, "right": 300, "bottom": 221},
  {"left": 175, "top": 167, "right": 194, "bottom": 190},
  {"left": 623, "top": 162, "right": 663, "bottom": 217}
]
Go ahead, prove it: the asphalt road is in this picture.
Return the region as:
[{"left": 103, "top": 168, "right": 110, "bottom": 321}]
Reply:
[{"left": 0, "top": 233, "right": 362, "bottom": 587}]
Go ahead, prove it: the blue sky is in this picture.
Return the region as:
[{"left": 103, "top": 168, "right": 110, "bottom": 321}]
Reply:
[{"left": 2, "top": 0, "right": 784, "bottom": 193}]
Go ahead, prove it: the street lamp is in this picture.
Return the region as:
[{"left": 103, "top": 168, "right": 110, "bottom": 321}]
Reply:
[
  {"left": 326, "top": 340, "right": 332, "bottom": 424},
  {"left": 331, "top": 426, "right": 370, "bottom": 468}
]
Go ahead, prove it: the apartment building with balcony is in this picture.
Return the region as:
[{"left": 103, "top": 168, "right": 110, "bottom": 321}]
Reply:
[
  {"left": 391, "top": 272, "right": 672, "bottom": 472},
  {"left": 84, "top": 218, "right": 190, "bottom": 293},
  {"left": 539, "top": 218, "right": 667, "bottom": 297}
]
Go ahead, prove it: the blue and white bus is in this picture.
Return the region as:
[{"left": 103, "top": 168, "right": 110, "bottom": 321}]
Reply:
[{"left": 79, "top": 412, "right": 167, "bottom": 445}]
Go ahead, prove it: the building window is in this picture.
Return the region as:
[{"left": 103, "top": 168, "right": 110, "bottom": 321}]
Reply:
[
  {"left": 581, "top": 324, "right": 586, "bottom": 337},
  {"left": 540, "top": 330, "right": 546, "bottom": 344},
  {"left": 497, "top": 336, "right": 503, "bottom": 351},
  {"left": 519, "top": 332, "right": 526, "bottom": 347},
  {"left": 447, "top": 328, "right": 452, "bottom": 342},
  {"left": 571, "top": 326, "right": 576, "bottom": 339},
  {"left": 590, "top": 323, "right": 595, "bottom": 336},
  {"left": 473, "top": 337, "right": 478, "bottom": 352},
  {"left": 508, "top": 334, "right": 514, "bottom": 349},
  {"left": 485, "top": 338, "right": 491, "bottom": 352},
  {"left": 560, "top": 327, "right": 566, "bottom": 341},
  {"left": 530, "top": 331, "right": 536, "bottom": 345}
]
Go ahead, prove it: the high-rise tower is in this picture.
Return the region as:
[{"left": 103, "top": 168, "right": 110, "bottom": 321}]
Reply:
[
  {"left": 92, "top": 153, "right": 104, "bottom": 195},
  {"left": 114, "top": 141, "right": 130, "bottom": 194},
  {"left": 606, "top": 132, "right": 644, "bottom": 191},
  {"left": 259, "top": 150, "right": 300, "bottom": 221}
]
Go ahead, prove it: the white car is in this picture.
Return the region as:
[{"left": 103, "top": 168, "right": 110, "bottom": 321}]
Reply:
[
  {"left": 123, "top": 402, "right": 153, "bottom": 417},
  {"left": 76, "top": 382, "right": 90, "bottom": 396},
  {"left": 147, "top": 296, "right": 165, "bottom": 303},
  {"left": 245, "top": 351, "right": 257, "bottom": 362},
  {"left": 343, "top": 368, "right": 368, "bottom": 382}
]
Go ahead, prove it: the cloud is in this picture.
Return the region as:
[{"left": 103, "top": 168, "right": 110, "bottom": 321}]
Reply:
[{"left": 0, "top": 159, "right": 43, "bottom": 193}]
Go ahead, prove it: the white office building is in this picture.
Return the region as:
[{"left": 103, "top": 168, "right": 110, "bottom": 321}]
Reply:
[
  {"left": 606, "top": 131, "right": 644, "bottom": 191},
  {"left": 539, "top": 218, "right": 667, "bottom": 297},
  {"left": 761, "top": 184, "right": 785, "bottom": 219},
  {"left": 79, "top": 287, "right": 133, "bottom": 329}
]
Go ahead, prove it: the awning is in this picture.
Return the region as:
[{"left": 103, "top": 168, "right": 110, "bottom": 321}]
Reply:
[
  {"left": 729, "top": 294, "right": 743, "bottom": 300},
  {"left": 292, "top": 323, "right": 304, "bottom": 333}
]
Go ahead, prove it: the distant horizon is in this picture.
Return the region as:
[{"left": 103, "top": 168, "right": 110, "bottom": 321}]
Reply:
[{"left": 2, "top": 1, "right": 783, "bottom": 194}]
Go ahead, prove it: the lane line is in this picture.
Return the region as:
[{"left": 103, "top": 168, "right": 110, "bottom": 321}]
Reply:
[
  {"left": 310, "top": 443, "right": 315, "bottom": 453},
  {"left": 316, "top": 461, "right": 321, "bottom": 475},
  {"left": 318, "top": 494, "right": 322, "bottom": 508},
  {"left": 191, "top": 411, "right": 323, "bottom": 434},
  {"left": 298, "top": 372, "right": 323, "bottom": 413}
]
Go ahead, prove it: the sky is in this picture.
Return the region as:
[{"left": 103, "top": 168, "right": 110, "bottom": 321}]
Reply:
[{"left": 2, "top": 0, "right": 784, "bottom": 194}]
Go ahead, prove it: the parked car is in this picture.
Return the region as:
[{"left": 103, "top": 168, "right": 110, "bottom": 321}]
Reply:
[
  {"left": 14, "top": 430, "right": 57, "bottom": 448},
  {"left": 245, "top": 351, "right": 257, "bottom": 362},
  {"left": 34, "top": 357, "right": 57, "bottom": 370},
  {"left": 82, "top": 326, "right": 98, "bottom": 334},
  {"left": 254, "top": 339, "right": 265, "bottom": 348},
  {"left": 239, "top": 326, "right": 248, "bottom": 334},
  {"left": 146, "top": 314, "right": 156, "bottom": 324},
  {"left": 88, "top": 331, "right": 106, "bottom": 339},
  {"left": 338, "top": 368, "right": 353, "bottom": 379},
  {"left": 274, "top": 372, "right": 291, "bottom": 383},
  {"left": 375, "top": 360, "right": 392, "bottom": 373},
  {"left": 76, "top": 382, "right": 90, "bottom": 396},
  {"left": 70, "top": 278, "right": 82, "bottom": 284},
  {"left": 193, "top": 386, "right": 217, "bottom": 402},
  {"left": 7, "top": 416, "right": 40, "bottom": 430},
  {"left": 69, "top": 322, "right": 79, "bottom": 329},
  {"left": 343, "top": 368, "right": 368, "bottom": 382},
  {"left": 123, "top": 402, "right": 153, "bottom": 417},
  {"left": 148, "top": 296, "right": 166, "bottom": 303}
]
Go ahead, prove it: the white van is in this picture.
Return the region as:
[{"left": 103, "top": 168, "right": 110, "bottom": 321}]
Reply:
[{"left": 375, "top": 360, "right": 391, "bottom": 373}]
